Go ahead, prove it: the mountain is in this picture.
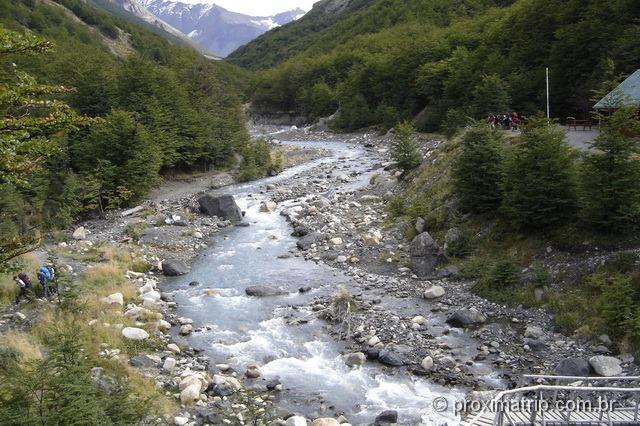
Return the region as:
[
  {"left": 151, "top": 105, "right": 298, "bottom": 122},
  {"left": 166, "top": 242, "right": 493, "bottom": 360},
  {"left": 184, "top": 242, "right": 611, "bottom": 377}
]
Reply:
[
  {"left": 86, "top": 0, "right": 217, "bottom": 57},
  {"left": 139, "top": 0, "right": 306, "bottom": 57},
  {"left": 234, "top": 0, "right": 640, "bottom": 131},
  {"left": 227, "top": 0, "right": 372, "bottom": 69}
]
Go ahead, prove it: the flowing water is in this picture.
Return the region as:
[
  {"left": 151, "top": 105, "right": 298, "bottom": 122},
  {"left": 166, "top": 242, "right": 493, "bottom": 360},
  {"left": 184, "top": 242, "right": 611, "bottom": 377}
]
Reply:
[{"left": 167, "top": 139, "right": 464, "bottom": 425}]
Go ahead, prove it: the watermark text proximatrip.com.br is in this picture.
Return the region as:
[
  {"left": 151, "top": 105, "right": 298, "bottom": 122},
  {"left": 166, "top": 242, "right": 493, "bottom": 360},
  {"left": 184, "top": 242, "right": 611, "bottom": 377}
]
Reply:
[{"left": 432, "top": 396, "right": 621, "bottom": 415}]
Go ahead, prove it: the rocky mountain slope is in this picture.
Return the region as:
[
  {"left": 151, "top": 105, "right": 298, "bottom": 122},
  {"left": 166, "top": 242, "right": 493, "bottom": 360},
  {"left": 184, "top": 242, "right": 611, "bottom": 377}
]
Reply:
[
  {"left": 87, "top": 0, "right": 216, "bottom": 56},
  {"left": 139, "top": 0, "right": 305, "bottom": 57},
  {"left": 227, "top": 0, "right": 372, "bottom": 69}
]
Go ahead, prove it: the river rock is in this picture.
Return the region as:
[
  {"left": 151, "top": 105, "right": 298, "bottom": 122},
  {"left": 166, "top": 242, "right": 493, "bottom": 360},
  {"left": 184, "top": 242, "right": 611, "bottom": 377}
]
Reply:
[
  {"left": 121, "top": 327, "right": 149, "bottom": 340},
  {"left": 297, "top": 232, "right": 325, "bottom": 250},
  {"left": 524, "top": 325, "right": 544, "bottom": 339},
  {"left": 102, "top": 292, "right": 124, "bottom": 307},
  {"left": 161, "top": 259, "right": 190, "bottom": 276},
  {"left": 245, "top": 364, "right": 261, "bottom": 378},
  {"left": 167, "top": 343, "right": 181, "bottom": 353},
  {"left": 375, "top": 410, "right": 398, "bottom": 424},
  {"left": 208, "top": 375, "right": 242, "bottom": 396},
  {"left": 446, "top": 308, "right": 486, "bottom": 328},
  {"left": 245, "top": 285, "right": 286, "bottom": 297},
  {"left": 378, "top": 349, "right": 404, "bottom": 366},
  {"left": 555, "top": 357, "right": 591, "bottom": 376},
  {"left": 423, "top": 285, "right": 445, "bottom": 299},
  {"left": 292, "top": 225, "right": 310, "bottom": 237},
  {"left": 330, "top": 237, "right": 343, "bottom": 245},
  {"left": 180, "top": 383, "right": 201, "bottom": 404},
  {"left": 368, "top": 336, "right": 381, "bottom": 346},
  {"left": 310, "top": 419, "right": 340, "bottom": 426},
  {"left": 421, "top": 356, "right": 434, "bottom": 371},
  {"left": 589, "top": 355, "right": 622, "bottom": 376},
  {"left": 260, "top": 201, "right": 277, "bottom": 213},
  {"left": 129, "top": 355, "right": 157, "bottom": 368},
  {"left": 410, "top": 232, "right": 446, "bottom": 277},
  {"left": 198, "top": 194, "right": 243, "bottom": 222},
  {"left": 157, "top": 319, "right": 171, "bottom": 332},
  {"left": 174, "top": 417, "right": 189, "bottom": 426},
  {"left": 72, "top": 226, "right": 87, "bottom": 240},
  {"left": 180, "top": 324, "right": 193, "bottom": 335},
  {"left": 345, "top": 352, "right": 367, "bottom": 367},
  {"left": 286, "top": 416, "right": 308, "bottom": 426},
  {"left": 163, "top": 357, "right": 176, "bottom": 372}
]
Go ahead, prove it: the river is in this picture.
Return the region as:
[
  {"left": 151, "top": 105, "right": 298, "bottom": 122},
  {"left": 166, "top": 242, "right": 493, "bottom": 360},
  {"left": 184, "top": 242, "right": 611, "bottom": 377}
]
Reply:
[{"left": 166, "top": 137, "right": 464, "bottom": 425}]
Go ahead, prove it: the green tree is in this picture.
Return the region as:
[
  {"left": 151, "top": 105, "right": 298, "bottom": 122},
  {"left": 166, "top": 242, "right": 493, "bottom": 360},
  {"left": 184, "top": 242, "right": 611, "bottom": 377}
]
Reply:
[
  {"left": 72, "top": 110, "right": 161, "bottom": 209},
  {"left": 502, "top": 118, "right": 577, "bottom": 229},
  {"left": 0, "top": 27, "right": 89, "bottom": 267},
  {"left": 580, "top": 107, "right": 640, "bottom": 229},
  {"left": 452, "top": 124, "right": 505, "bottom": 214},
  {"left": 471, "top": 74, "right": 511, "bottom": 117},
  {"left": 391, "top": 121, "right": 422, "bottom": 171}
]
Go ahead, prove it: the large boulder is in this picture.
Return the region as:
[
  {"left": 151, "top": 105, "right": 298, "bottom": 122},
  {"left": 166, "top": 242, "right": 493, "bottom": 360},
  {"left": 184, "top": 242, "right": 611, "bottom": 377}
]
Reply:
[
  {"left": 198, "top": 194, "right": 243, "bottom": 222},
  {"left": 296, "top": 232, "right": 325, "bottom": 250},
  {"left": 375, "top": 410, "right": 398, "bottom": 424},
  {"left": 121, "top": 327, "right": 149, "bottom": 341},
  {"left": 410, "top": 232, "right": 446, "bottom": 277},
  {"left": 344, "top": 352, "right": 367, "bottom": 367},
  {"left": 378, "top": 349, "right": 404, "bottom": 366},
  {"left": 446, "top": 308, "right": 486, "bottom": 328},
  {"left": 180, "top": 383, "right": 201, "bottom": 404},
  {"left": 161, "top": 259, "right": 189, "bottom": 276},
  {"left": 589, "top": 355, "right": 623, "bottom": 376},
  {"left": 555, "top": 357, "right": 591, "bottom": 376},
  {"left": 245, "top": 286, "right": 286, "bottom": 297}
]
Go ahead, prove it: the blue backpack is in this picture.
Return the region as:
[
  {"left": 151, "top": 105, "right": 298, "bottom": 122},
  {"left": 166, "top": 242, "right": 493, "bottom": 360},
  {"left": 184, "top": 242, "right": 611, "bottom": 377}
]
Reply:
[{"left": 38, "top": 266, "right": 52, "bottom": 282}]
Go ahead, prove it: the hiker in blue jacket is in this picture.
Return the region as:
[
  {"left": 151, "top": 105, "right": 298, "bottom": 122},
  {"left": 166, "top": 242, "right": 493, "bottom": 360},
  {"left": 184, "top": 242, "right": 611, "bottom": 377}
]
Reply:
[{"left": 37, "top": 265, "right": 55, "bottom": 298}]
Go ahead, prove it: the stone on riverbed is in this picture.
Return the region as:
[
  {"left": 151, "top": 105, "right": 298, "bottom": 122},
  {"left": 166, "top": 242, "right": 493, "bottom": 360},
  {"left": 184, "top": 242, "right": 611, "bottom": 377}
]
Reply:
[
  {"left": 121, "top": 327, "right": 149, "bottom": 340},
  {"left": 378, "top": 349, "right": 404, "bottom": 366},
  {"left": 161, "top": 259, "right": 189, "bottom": 276},
  {"left": 344, "top": 352, "right": 367, "bottom": 367},
  {"left": 421, "top": 356, "right": 434, "bottom": 371},
  {"left": 179, "top": 324, "right": 193, "bottom": 335},
  {"left": 375, "top": 410, "right": 398, "bottom": 424},
  {"left": 286, "top": 416, "right": 307, "bottom": 426},
  {"left": 296, "top": 232, "right": 325, "bottom": 250},
  {"left": 245, "top": 285, "right": 286, "bottom": 297},
  {"left": 410, "top": 232, "right": 446, "bottom": 277},
  {"left": 555, "top": 357, "right": 591, "bottom": 376},
  {"left": 180, "top": 383, "right": 201, "bottom": 404},
  {"left": 446, "top": 308, "right": 486, "bottom": 328},
  {"left": 311, "top": 419, "right": 340, "bottom": 426},
  {"left": 260, "top": 201, "right": 277, "bottom": 213},
  {"left": 423, "top": 285, "right": 445, "bottom": 299},
  {"left": 589, "top": 355, "right": 622, "bottom": 376},
  {"left": 198, "top": 194, "right": 243, "bottom": 222},
  {"left": 245, "top": 364, "right": 261, "bottom": 378}
]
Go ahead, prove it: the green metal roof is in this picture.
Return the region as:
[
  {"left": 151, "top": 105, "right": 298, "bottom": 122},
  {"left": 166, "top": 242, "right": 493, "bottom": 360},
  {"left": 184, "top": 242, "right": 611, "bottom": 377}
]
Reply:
[{"left": 593, "top": 69, "right": 640, "bottom": 109}]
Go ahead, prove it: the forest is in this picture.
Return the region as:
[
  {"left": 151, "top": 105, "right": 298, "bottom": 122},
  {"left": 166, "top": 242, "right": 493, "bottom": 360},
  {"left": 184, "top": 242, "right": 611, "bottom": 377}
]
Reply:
[
  {"left": 0, "top": 0, "right": 250, "bottom": 260},
  {"left": 232, "top": 0, "right": 640, "bottom": 131}
]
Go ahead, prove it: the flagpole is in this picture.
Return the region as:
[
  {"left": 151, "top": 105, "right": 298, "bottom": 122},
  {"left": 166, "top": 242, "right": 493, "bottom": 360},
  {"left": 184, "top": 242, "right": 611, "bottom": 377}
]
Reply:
[{"left": 546, "top": 67, "right": 550, "bottom": 120}]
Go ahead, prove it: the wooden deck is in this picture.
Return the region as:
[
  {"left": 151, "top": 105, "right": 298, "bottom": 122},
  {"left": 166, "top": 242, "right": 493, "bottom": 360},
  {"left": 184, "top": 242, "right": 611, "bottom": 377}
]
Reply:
[{"left": 461, "top": 375, "right": 640, "bottom": 426}]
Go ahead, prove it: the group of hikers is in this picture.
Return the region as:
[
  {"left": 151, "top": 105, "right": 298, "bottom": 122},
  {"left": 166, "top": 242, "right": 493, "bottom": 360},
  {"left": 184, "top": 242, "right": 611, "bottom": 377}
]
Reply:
[
  {"left": 487, "top": 112, "right": 526, "bottom": 130},
  {"left": 13, "top": 265, "right": 57, "bottom": 305}
]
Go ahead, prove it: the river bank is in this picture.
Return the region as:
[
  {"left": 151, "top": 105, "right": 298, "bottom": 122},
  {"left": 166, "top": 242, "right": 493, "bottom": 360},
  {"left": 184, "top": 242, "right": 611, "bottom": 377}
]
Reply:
[{"left": 2, "top": 126, "right": 638, "bottom": 426}]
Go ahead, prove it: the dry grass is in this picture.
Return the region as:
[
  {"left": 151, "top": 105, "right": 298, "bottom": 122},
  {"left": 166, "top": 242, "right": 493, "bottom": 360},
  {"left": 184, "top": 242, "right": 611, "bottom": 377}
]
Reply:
[{"left": 0, "top": 331, "right": 42, "bottom": 361}]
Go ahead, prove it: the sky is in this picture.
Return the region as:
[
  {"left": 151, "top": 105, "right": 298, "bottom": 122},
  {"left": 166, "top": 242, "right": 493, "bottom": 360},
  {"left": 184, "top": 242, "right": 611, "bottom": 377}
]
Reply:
[{"left": 183, "top": 0, "right": 318, "bottom": 15}]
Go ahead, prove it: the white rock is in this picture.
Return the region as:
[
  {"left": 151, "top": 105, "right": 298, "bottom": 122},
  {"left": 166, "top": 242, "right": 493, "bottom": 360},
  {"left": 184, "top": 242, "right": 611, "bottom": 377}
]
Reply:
[
  {"left": 180, "top": 383, "right": 201, "bottom": 404},
  {"left": 421, "top": 356, "right": 434, "bottom": 371},
  {"left": 589, "top": 355, "right": 623, "bottom": 376},
  {"left": 121, "top": 327, "right": 149, "bottom": 340},
  {"left": 330, "top": 237, "right": 343, "bottom": 245},
  {"left": 163, "top": 357, "right": 176, "bottom": 372},
  {"left": 141, "top": 290, "right": 161, "bottom": 303},
  {"left": 311, "top": 419, "right": 340, "bottom": 426},
  {"left": 193, "top": 231, "right": 204, "bottom": 239},
  {"left": 368, "top": 336, "right": 381, "bottom": 346},
  {"left": 72, "top": 226, "right": 87, "bottom": 240},
  {"left": 260, "top": 201, "right": 277, "bottom": 213},
  {"left": 411, "top": 316, "right": 426, "bottom": 325},
  {"left": 180, "top": 324, "right": 193, "bottom": 335},
  {"left": 423, "top": 285, "right": 445, "bottom": 299},
  {"left": 286, "top": 416, "right": 307, "bottom": 426},
  {"left": 524, "top": 325, "right": 544, "bottom": 339},
  {"left": 156, "top": 320, "right": 171, "bottom": 332},
  {"left": 13, "top": 312, "right": 26, "bottom": 321},
  {"left": 336, "top": 255, "right": 348, "bottom": 263},
  {"left": 178, "top": 317, "right": 193, "bottom": 325},
  {"left": 174, "top": 417, "right": 189, "bottom": 426},
  {"left": 167, "top": 343, "right": 181, "bottom": 353},
  {"left": 102, "top": 292, "right": 124, "bottom": 307}
]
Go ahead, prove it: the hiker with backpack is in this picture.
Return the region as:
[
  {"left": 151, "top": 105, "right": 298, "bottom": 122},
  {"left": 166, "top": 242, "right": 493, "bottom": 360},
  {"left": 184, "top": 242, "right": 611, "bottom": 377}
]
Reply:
[
  {"left": 37, "top": 265, "right": 55, "bottom": 298},
  {"left": 13, "top": 272, "right": 32, "bottom": 304}
]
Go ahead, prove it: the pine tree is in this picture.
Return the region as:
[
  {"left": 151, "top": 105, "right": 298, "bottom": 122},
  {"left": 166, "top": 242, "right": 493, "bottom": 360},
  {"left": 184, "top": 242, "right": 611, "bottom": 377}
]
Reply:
[
  {"left": 472, "top": 74, "right": 511, "bottom": 117},
  {"left": 452, "top": 124, "right": 504, "bottom": 214},
  {"left": 391, "top": 121, "right": 422, "bottom": 171},
  {"left": 580, "top": 107, "right": 640, "bottom": 229},
  {"left": 502, "top": 118, "right": 577, "bottom": 230}
]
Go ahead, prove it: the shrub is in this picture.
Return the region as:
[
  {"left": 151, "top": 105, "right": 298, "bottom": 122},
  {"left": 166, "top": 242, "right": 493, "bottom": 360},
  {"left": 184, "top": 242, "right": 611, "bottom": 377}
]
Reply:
[
  {"left": 391, "top": 121, "right": 422, "bottom": 171},
  {"left": 452, "top": 124, "right": 504, "bottom": 214},
  {"left": 502, "top": 118, "right": 578, "bottom": 230}
]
